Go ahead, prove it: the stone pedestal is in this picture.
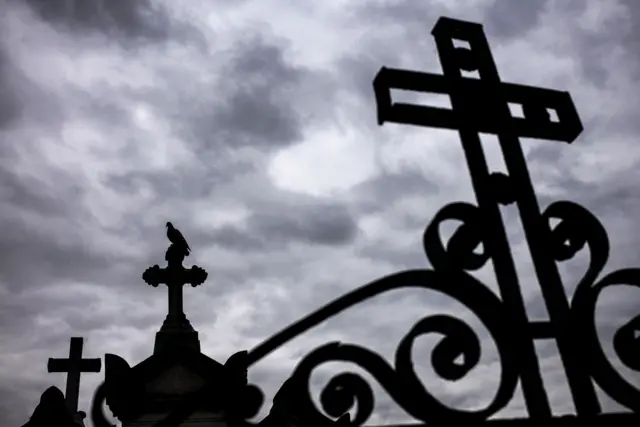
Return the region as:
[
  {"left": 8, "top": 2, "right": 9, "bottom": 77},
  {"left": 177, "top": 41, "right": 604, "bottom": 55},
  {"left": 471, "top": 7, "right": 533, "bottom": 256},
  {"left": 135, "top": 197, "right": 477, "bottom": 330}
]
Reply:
[
  {"left": 154, "top": 329, "right": 201, "bottom": 355},
  {"left": 103, "top": 350, "right": 235, "bottom": 427}
]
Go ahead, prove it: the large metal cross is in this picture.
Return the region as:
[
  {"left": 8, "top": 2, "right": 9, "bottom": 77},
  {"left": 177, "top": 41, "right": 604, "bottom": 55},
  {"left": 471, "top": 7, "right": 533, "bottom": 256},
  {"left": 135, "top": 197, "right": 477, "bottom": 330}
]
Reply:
[
  {"left": 374, "top": 17, "right": 597, "bottom": 418},
  {"left": 48, "top": 336, "right": 101, "bottom": 414}
]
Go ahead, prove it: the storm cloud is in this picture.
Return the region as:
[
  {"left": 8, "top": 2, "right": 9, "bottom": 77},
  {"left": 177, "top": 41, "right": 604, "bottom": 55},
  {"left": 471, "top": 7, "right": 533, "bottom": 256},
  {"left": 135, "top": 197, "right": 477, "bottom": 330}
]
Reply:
[{"left": 0, "top": 1, "right": 639, "bottom": 426}]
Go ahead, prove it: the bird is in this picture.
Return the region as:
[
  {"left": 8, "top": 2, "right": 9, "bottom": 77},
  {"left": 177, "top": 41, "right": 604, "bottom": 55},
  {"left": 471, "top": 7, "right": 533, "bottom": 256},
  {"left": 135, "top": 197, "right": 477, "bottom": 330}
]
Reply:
[{"left": 166, "top": 222, "right": 191, "bottom": 256}]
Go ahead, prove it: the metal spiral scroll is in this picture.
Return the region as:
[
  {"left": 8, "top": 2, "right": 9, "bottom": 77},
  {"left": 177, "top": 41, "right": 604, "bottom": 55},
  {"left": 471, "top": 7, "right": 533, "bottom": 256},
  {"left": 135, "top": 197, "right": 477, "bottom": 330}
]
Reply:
[
  {"left": 543, "top": 200, "right": 640, "bottom": 412},
  {"left": 263, "top": 201, "right": 520, "bottom": 426}
]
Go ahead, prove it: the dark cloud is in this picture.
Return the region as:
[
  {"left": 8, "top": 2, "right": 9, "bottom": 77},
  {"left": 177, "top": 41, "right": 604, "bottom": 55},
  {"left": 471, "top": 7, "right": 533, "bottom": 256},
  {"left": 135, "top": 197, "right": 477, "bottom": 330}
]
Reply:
[
  {"left": 0, "top": 152, "right": 112, "bottom": 293},
  {"left": 171, "top": 35, "right": 317, "bottom": 154},
  {"left": 210, "top": 225, "right": 267, "bottom": 251},
  {"left": 544, "top": 1, "right": 640, "bottom": 89},
  {"left": 620, "top": 0, "right": 640, "bottom": 68},
  {"left": 352, "top": 1, "right": 452, "bottom": 33},
  {"left": 248, "top": 199, "right": 359, "bottom": 246},
  {"left": 206, "top": 195, "right": 359, "bottom": 252},
  {"left": 0, "top": 47, "right": 22, "bottom": 129},
  {"left": 0, "top": 51, "right": 67, "bottom": 136},
  {"left": 19, "top": 0, "right": 176, "bottom": 41},
  {"left": 484, "top": 0, "right": 549, "bottom": 38},
  {"left": 1, "top": 1, "right": 639, "bottom": 426},
  {"left": 352, "top": 169, "right": 441, "bottom": 215}
]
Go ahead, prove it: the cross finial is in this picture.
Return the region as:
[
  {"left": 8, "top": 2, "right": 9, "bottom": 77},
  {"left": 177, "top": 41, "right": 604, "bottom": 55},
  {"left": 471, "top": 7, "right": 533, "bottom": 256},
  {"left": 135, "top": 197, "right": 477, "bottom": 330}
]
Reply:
[
  {"left": 47, "top": 337, "right": 101, "bottom": 415},
  {"left": 143, "top": 222, "right": 207, "bottom": 354}
]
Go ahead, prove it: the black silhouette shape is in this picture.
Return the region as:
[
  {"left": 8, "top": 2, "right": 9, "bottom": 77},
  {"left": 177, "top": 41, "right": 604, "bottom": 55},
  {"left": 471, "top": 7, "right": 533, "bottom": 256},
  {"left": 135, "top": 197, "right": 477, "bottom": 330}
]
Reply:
[
  {"left": 47, "top": 337, "right": 101, "bottom": 415},
  {"left": 166, "top": 221, "right": 191, "bottom": 257},
  {"left": 21, "top": 386, "right": 84, "bottom": 427},
  {"left": 142, "top": 225, "right": 207, "bottom": 355},
  {"left": 222, "top": 350, "right": 264, "bottom": 422},
  {"left": 101, "top": 354, "right": 145, "bottom": 422},
  {"left": 89, "top": 16, "right": 640, "bottom": 427},
  {"left": 90, "top": 349, "right": 262, "bottom": 427}
]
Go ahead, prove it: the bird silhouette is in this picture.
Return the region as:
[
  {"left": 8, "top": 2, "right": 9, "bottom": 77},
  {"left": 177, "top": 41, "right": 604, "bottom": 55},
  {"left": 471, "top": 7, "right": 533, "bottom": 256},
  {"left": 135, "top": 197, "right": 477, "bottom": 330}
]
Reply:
[{"left": 166, "top": 222, "right": 191, "bottom": 257}]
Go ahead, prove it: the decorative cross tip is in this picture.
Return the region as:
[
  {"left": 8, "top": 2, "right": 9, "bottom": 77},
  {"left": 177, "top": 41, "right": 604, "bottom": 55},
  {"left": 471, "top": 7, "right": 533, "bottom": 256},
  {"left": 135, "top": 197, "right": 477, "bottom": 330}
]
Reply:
[
  {"left": 188, "top": 266, "right": 207, "bottom": 287},
  {"left": 142, "top": 265, "right": 162, "bottom": 287}
]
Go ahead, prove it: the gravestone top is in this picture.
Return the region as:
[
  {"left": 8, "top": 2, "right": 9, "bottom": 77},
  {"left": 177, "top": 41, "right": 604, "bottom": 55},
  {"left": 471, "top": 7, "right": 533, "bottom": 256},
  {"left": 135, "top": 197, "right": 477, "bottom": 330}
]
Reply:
[{"left": 47, "top": 337, "right": 101, "bottom": 415}]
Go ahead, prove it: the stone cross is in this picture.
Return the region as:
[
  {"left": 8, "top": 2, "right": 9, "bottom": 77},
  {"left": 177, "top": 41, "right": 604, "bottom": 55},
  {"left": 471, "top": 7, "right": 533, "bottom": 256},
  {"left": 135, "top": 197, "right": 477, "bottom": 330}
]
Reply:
[
  {"left": 143, "top": 241, "right": 208, "bottom": 353},
  {"left": 47, "top": 337, "right": 101, "bottom": 414}
]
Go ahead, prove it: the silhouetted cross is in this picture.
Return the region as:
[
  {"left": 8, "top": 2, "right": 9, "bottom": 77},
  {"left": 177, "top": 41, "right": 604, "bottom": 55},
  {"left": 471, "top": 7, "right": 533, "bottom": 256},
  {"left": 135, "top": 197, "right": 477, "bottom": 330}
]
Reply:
[
  {"left": 47, "top": 337, "right": 101, "bottom": 414},
  {"left": 373, "top": 16, "right": 598, "bottom": 418},
  {"left": 143, "top": 244, "right": 208, "bottom": 329}
]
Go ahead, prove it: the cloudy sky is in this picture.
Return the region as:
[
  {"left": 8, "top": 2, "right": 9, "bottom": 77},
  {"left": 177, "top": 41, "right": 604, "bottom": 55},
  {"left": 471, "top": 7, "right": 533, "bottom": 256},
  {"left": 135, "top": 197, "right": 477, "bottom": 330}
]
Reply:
[{"left": 1, "top": 0, "right": 639, "bottom": 425}]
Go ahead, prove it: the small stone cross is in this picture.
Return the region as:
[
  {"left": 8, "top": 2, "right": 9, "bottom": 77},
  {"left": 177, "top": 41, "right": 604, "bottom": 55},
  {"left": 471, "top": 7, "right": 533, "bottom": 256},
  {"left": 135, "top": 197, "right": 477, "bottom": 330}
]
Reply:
[
  {"left": 47, "top": 337, "right": 101, "bottom": 414},
  {"left": 143, "top": 240, "right": 208, "bottom": 332}
]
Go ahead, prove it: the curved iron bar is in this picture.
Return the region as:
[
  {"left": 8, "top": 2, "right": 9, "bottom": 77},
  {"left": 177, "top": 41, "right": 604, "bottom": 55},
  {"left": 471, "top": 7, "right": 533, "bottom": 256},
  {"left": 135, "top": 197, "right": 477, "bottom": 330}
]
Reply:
[
  {"left": 542, "top": 200, "right": 640, "bottom": 410},
  {"left": 252, "top": 269, "right": 518, "bottom": 426},
  {"left": 246, "top": 205, "right": 488, "bottom": 368},
  {"left": 541, "top": 201, "right": 640, "bottom": 412}
]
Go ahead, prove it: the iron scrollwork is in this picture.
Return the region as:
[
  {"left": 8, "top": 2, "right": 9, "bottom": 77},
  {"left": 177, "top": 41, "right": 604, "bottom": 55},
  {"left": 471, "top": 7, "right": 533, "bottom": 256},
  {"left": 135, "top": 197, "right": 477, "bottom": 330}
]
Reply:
[
  {"left": 88, "top": 16, "right": 639, "bottom": 427},
  {"left": 232, "top": 16, "right": 640, "bottom": 426},
  {"left": 268, "top": 202, "right": 640, "bottom": 426},
  {"left": 283, "top": 268, "right": 519, "bottom": 425},
  {"left": 555, "top": 199, "right": 640, "bottom": 412}
]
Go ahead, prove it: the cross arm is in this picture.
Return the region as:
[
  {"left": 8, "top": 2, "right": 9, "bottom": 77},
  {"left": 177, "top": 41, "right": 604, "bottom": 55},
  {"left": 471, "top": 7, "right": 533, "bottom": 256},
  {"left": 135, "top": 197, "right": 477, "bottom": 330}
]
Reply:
[
  {"left": 47, "top": 358, "right": 102, "bottom": 373},
  {"left": 373, "top": 67, "right": 583, "bottom": 142},
  {"left": 185, "top": 266, "right": 208, "bottom": 288},
  {"left": 47, "top": 358, "right": 69, "bottom": 372},
  {"left": 501, "top": 82, "right": 583, "bottom": 143},
  {"left": 79, "top": 359, "right": 102, "bottom": 372},
  {"left": 143, "top": 264, "right": 208, "bottom": 287},
  {"left": 373, "top": 67, "right": 457, "bottom": 130},
  {"left": 143, "top": 265, "right": 166, "bottom": 287}
]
